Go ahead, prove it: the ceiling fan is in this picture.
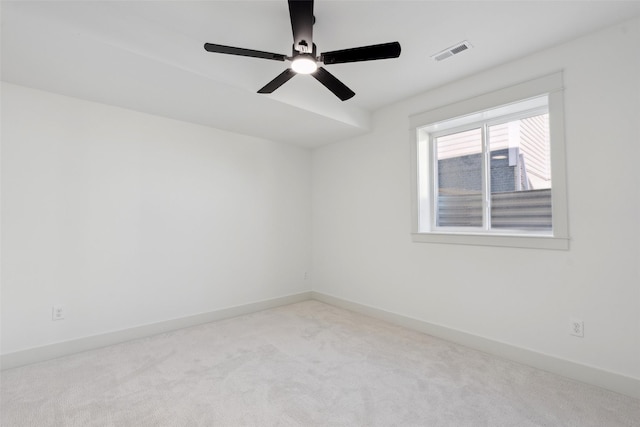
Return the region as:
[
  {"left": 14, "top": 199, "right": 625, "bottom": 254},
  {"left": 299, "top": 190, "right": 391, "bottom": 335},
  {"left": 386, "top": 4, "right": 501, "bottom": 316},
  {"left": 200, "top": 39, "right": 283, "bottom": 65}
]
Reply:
[{"left": 203, "top": 0, "right": 401, "bottom": 101}]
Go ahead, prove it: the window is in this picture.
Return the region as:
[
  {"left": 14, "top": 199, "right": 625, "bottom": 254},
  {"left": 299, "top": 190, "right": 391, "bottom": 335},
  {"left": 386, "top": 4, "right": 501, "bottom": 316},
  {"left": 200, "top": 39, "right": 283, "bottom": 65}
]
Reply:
[{"left": 410, "top": 73, "right": 569, "bottom": 249}]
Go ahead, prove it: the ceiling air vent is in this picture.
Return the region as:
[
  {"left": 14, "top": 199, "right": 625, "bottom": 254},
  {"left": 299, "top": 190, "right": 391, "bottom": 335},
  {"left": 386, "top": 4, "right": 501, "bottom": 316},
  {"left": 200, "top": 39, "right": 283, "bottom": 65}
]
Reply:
[{"left": 431, "top": 41, "right": 472, "bottom": 62}]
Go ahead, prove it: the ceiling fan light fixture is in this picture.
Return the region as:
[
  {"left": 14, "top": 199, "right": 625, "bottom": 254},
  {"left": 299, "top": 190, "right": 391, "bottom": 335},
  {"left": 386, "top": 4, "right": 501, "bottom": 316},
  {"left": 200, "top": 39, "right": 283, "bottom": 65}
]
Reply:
[{"left": 291, "top": 56, "right": 318, "bottom": 74}]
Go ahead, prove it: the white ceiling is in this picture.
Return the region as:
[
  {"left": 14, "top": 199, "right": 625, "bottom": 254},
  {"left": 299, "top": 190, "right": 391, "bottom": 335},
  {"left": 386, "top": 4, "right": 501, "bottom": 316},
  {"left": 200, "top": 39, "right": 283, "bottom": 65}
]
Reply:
[{"left": 3, "top": 1, "right": 640, "bottom": 147}]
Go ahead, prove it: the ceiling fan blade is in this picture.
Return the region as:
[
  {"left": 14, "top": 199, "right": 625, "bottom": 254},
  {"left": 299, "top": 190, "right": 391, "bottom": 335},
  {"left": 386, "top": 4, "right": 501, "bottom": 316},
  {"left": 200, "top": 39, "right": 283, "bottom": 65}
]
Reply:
[
  {"left": 322, "top": 41, "right": 401, "bottom": 65},
  {"left": 204, "top": 43, "right": 286, "bottom": 61},
  {"left": 257, "top": 69, "right": 297, "bottom": 94},
  {"left": 311, "top": 67, "right": 355, "bottom": 101},
  {"left": 288, "top": 0, "right": 314, "bottom": 52}
]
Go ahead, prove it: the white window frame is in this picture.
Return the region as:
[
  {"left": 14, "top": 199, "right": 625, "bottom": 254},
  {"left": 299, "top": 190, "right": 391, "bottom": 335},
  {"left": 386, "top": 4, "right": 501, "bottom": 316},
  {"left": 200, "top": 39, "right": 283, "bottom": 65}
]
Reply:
[{"left": 409, "top": 72, "right": 569, "bottom": 250}]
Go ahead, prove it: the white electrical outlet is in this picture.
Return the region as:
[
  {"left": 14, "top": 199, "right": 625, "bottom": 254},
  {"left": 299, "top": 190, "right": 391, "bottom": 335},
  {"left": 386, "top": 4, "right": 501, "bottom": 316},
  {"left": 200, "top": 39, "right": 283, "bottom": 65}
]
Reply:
[
  {"left": 569, "top": 318, "right": 584, "bottom": 337},
  {"left": 52, "top": 305, "right": 64, "bottom": 321},
  {"left": 304, "top": 271, "right": 309, "bottom": 280}
]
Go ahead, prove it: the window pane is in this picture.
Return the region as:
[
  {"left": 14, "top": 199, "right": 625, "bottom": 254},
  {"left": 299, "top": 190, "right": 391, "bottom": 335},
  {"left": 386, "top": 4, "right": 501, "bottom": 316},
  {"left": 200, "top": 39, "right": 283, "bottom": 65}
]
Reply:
[
  {"left": 435, "top": 128, "right": 483, "bottom": 227},
  {"left": 488, "top": 114, "right": 552, "bottom": 230}
]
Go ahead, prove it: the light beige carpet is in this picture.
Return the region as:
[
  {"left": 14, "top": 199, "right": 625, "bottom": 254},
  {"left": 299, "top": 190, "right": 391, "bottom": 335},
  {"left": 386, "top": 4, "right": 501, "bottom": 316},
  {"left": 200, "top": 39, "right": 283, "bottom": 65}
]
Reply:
[{"left": 1, "top": 300, "right": 639, "bottom": 426}]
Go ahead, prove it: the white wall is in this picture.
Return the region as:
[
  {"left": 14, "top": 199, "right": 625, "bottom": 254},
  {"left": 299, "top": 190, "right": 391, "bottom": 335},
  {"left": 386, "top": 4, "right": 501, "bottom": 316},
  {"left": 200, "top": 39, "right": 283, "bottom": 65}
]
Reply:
[
  {"left": 312, "top": 18, "right": 640, "bottom": 380},
  {"left": 1, "top": 82, "right": 311, "bottom": 354}
]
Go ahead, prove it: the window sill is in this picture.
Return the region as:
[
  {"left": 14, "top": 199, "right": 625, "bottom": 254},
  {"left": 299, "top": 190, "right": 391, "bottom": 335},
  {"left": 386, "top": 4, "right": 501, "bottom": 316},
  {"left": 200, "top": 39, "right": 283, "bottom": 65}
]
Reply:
[{"left": 411, "top": 232, "right": 569, "bottom": 250}]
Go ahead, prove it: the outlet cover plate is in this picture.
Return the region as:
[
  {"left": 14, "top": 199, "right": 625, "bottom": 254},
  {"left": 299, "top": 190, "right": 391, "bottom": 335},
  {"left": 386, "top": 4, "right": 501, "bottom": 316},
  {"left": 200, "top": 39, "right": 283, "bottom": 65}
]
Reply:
[
  {"left": 570, "top": 318, "right": 584, "bottom": 337},
  {"left": 52, "top": 305, "right": 64, "bottom": 321}
]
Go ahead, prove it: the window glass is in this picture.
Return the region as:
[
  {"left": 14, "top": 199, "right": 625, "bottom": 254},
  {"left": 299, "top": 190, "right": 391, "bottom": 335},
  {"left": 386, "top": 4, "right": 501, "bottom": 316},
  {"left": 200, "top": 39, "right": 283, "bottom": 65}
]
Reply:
[
  {"left": 435, "top": 128, "right": 483, "bottom": 228},
  {"left": 431, "top": 108, "right": 552, "bottom": 233},
  {"left": 488, "top": 114, "right": 552, "bottom": 231}
]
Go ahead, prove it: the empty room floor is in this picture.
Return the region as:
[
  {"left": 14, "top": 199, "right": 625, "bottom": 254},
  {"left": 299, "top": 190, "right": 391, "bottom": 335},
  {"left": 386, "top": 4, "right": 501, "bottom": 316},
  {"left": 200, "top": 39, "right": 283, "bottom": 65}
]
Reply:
[{"left": 1, "top": 300, "right": 639, "bottom": 426}]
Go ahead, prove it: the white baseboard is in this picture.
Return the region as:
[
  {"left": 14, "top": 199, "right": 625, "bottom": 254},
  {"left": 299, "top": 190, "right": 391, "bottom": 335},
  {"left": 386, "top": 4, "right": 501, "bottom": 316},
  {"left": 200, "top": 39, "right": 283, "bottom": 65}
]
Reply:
[
  {"left": 311, "top": 291, "right": 640, "bottom": 400},
  {"left": 1, "top": 291, "right": 312, "bottom": 371},
  {"left": 4, "top": 290, "right": 638, "bottom": 400}
]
